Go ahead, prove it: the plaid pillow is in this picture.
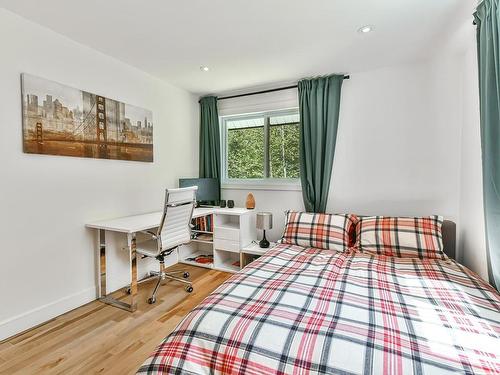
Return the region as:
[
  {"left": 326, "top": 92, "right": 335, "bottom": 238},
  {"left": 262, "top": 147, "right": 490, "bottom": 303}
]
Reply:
[
  {"left": 355, "top": 215, "right": 446, "bottom": 259},
  {"left": 280, "top": 211, "right": 358, "bottom": 251}
]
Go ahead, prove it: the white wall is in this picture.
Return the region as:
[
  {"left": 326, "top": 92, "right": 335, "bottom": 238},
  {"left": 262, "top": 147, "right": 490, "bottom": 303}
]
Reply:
[
  {"left": 426, "top": 0, "right": 488, "bottom": 280},
  {"left": 328, "top": 60, "right": 462, "bottom": 220},
  {"left": 0, "top": 9, "right": 199, "bottom": 340},
  {"left": 220, "top": 58, "right": 463, "bottom": 242}
]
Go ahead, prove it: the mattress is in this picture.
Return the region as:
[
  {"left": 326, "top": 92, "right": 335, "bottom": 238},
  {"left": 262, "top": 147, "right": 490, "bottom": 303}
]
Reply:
[{"left": 138, "top": 243, "right": 500, "bottom": 374}]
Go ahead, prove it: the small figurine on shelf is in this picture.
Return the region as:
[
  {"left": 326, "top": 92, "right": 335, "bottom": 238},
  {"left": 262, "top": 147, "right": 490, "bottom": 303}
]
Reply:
[{"left": 246, "top": 193, "right": 255, "bottom": 209}]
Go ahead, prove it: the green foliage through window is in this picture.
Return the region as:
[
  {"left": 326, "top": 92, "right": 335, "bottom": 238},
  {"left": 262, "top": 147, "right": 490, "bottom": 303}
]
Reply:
[
  {"left": 224, "top": 111, "right": 300, "bottom": 180},
  {"left": 227, "top": 126, "right": 264, "bottom": 178},
  {"left": 269, "top": 123, "right": 300, "bottom": 178}
]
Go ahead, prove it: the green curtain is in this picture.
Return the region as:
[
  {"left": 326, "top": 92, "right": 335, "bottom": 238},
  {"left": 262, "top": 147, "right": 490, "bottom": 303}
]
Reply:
[
  {"left": 199, "top": 96, "right": 221, "bottom": 200},
  {"left": 475, "top": 0, "right": 500, "bottom": 289},
  {"left": 298, "top": 75, "right": 344, "bottom": 213}
]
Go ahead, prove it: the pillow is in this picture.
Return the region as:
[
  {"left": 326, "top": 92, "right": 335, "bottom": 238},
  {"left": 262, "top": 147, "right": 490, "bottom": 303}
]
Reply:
[
  {"left": 280, "top": 211, "right": 358, "bottom": 251},
  {"left": 355, "top": 215, "right": 446, "bottom": 259}
]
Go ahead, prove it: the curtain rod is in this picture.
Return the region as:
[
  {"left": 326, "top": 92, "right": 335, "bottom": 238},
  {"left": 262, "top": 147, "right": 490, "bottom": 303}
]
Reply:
[{"left": 217, "top": 75, "right": 350, "bottom": 101}]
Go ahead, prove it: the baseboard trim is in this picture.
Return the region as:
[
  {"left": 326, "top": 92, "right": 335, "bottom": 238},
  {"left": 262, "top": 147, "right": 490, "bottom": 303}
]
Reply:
[{"left": 0, "top": 286, "right": 97, "bottom": 341}]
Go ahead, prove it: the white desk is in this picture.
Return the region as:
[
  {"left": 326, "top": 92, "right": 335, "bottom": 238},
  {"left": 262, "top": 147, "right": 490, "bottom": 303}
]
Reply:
[
  {"left": 86, "top": 207, "right": 250, "bottom": 312},
  {"left": 86, "top": 207, "right": 215, "bottom": 233}
]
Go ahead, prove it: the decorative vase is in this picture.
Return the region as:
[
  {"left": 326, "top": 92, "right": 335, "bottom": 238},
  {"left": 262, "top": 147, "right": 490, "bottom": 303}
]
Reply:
[{"left": 246, "top": 193, "right": 255, "bottom": 209}]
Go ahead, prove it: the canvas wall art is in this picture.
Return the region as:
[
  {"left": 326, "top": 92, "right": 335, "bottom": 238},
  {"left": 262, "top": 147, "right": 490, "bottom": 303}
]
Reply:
[{"left": 21, "top": 73, "right": 153, "bottom": 162}]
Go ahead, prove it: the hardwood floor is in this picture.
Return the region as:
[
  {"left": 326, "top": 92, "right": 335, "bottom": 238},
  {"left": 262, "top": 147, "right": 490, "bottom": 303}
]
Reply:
[{"left": 0, "top": 265, "right": 231, "bottom": 374}]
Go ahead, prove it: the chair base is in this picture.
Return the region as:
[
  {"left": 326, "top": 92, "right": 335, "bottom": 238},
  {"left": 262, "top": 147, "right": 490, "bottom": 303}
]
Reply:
[{"left": 126, "top": 269, "right": 193, "bottom": 304}]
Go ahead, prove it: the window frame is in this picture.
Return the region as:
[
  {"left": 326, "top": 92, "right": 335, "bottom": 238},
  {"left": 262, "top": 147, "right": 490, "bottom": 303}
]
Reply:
[{"left": 220, "top": 108, "right": 301, "bottom": 191}]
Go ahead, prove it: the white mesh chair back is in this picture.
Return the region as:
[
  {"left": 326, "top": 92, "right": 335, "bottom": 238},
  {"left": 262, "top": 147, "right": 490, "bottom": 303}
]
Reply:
[{"left": 157, "top": 187, "right": 197, "bottom": 252}]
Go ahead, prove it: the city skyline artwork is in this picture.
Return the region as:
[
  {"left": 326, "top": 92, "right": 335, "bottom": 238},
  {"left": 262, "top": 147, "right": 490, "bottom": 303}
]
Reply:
[{"left": 21, "top": 73, "right": 154, "bottom": 162}]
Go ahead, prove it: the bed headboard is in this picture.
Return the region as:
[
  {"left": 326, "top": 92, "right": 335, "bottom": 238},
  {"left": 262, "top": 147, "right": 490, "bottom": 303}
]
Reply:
[{"left": 442, "top": 220, "right": 456, "bottom": 260}]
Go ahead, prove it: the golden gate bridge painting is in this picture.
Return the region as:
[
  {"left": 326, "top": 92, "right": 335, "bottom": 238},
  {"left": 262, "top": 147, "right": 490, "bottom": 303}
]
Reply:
[{"left": 21, "top": 73, "right": 153, "bottom": 162}]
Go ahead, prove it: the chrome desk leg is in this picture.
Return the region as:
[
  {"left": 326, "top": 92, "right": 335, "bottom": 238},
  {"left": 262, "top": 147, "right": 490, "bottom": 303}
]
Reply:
[
  {"left": 98, "top": 230, "right": 138, "bottom": 312},
  {"left": 128, "top": 232, "right": 138, "bottom": 311},
  {"left": 99, "top": 229, "right": 106, "bottom": 298}
]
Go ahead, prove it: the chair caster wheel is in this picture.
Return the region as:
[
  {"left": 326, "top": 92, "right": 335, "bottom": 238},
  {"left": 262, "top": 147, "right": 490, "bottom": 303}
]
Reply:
[
  {"left": 126, "top": 288, "right": 131, "bottom": 294},
  {"left": 185, "top": 286, "right": 193, "bottom": 293},
  {"left": 147, "top": 297, "right": 156, "bottom": 304},
  {"left": 183, "top": 272, "right": 190, "bottom": 279}
]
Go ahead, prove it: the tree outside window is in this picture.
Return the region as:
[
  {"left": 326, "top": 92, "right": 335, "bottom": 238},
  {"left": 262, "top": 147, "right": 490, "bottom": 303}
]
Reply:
[{"left": 224, "top": 110, "right": 300, "bottom": 182}]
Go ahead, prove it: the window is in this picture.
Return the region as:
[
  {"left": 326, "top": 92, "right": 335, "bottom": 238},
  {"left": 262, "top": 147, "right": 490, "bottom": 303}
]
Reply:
[
  {"left": 221, "top": 109, "right": 300, "bottom": 186},
  {"left": 268, "top": 113, "right": 300, "bottom": 179}
]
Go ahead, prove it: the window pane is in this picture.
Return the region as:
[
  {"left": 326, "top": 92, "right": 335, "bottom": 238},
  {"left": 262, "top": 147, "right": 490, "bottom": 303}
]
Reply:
[
  {"left": 269, "top": 113, "right": 300, "bottom": 125},
  {"left": 227, "top": 117, "right": 264, "bottom": 179},
  {"left": 269, "top": 120, "right": 300, "bottom": 179}
]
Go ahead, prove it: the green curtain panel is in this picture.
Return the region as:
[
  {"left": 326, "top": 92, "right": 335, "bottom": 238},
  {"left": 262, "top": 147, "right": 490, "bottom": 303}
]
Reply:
[
  {"left": 199, "top": 96, "right": 221, "bottom": 200},
  {"left": 475, "top": 0, "right": 500, "bottom": 289},
  {"left": 298, "top": 75, "right": 344, "bottom": 213}
]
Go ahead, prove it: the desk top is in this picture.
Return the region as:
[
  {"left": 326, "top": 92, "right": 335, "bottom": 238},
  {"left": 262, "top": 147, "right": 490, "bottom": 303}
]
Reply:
[{"left": 86, "top": 207, "right": 250, "bottom": 234}]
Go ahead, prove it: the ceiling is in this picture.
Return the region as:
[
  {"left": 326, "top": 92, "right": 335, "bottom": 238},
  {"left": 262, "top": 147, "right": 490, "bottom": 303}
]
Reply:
[{"left": 0, "top": 0, "right": 469, "bottom": 95}]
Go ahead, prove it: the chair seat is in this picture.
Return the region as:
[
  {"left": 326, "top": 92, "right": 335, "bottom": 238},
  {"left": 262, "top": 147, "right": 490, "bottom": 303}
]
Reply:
[{"left": 136, "top": 239, "right": 160, "bottom": 258}]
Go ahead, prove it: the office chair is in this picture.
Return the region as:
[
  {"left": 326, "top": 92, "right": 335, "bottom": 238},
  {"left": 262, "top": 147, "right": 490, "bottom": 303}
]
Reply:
[{"left": 131, "top": 186, "right": 197, "bottom": 304}]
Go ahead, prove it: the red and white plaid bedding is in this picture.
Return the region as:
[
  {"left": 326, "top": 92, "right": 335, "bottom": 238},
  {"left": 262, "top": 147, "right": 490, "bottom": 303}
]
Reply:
[
  {"left": 355, "top": 215, "right": 446, "bottom": 260},
  {"left": 138, "top": 244, "right": 500, "bottom": 374}
]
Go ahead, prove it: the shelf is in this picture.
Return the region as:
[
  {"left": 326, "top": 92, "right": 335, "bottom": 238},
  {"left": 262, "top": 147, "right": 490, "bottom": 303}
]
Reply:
[
  {"left": 242, "top": 247, "right": 267, "bottom": 256},
  {"left": 191, "top": 233, "right": 213, "bottom": 243},
  {"left": 179, "top": 251, "right": 214, "bottom": 269},
  {"left": 192, "top": 213, "right": 214, "bottom": 233},
  {"left": 217, "top": 262, "right": 240, "bottom": 273},
  {"left": 181, "top": 258, "right": 213, "bottom": 269},
  {"left": 191, "top": 238, "right": 213, "bottom": 244},
  {"left": 197, "top": 233, "right": 213, "bottom": 240},
  {"left": 182, "top": 207, "right": 255, "bottom": 274},
  {"left": 214, "top": 248, "right": 240, "bottom": 273},
  {"left": 214, "top": 208, "right": 250, "bottom": 215},
  {"left": 216, "top": 222, "right": 239, "bottom": 231},
  {"left": 242, "top": 242, "right": 276, "bottom": 256},
  {"left": 241, "top": 252, "right": 261, "bottom": 268}
]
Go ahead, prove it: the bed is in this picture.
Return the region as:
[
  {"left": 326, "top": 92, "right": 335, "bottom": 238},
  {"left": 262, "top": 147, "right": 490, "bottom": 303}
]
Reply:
[{"left": 138, "top": 220, "right": 500, "bottom": 374}]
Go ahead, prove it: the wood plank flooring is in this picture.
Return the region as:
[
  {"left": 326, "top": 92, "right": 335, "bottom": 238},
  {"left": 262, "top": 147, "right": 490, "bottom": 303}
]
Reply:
[{"left": 0, "top": 265, "right": 231, "bottom": 375}]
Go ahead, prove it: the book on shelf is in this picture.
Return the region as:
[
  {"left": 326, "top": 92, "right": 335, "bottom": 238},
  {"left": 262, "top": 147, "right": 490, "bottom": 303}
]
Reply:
[{"left": 192, "top": 214, "right": 213, "bottom": 233}]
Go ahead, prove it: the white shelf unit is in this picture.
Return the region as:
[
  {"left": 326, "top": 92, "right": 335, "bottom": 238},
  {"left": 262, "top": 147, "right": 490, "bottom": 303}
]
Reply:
[
  {"left": 178, "top": 208, "right": 254, "bottom": 273},
  {"left": 213, "top": 209, "right": 253, "bottom": 273},
  {"left": 240, "top": 241, "right": 277, "bottom": 268},
  {"left": 214, "top": 250, "right": 240, "bottom": 273},
  {"left": 178, "top": 241, "right": 214, "bottom": 269}
]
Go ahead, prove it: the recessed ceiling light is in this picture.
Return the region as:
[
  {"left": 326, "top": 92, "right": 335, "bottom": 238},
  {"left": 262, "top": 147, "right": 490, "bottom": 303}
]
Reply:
[
  {"left": 358, "top": 25, "right": 374, "bottom": 34},
  {"left": 200, "top": 66, "right": 210, "bottom": 72}
]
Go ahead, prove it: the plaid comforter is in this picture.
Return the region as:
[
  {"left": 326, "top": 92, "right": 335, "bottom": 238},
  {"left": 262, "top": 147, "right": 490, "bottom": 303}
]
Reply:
[{"left": 138, "top": 244, "right": 500, "bottom": 374}]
